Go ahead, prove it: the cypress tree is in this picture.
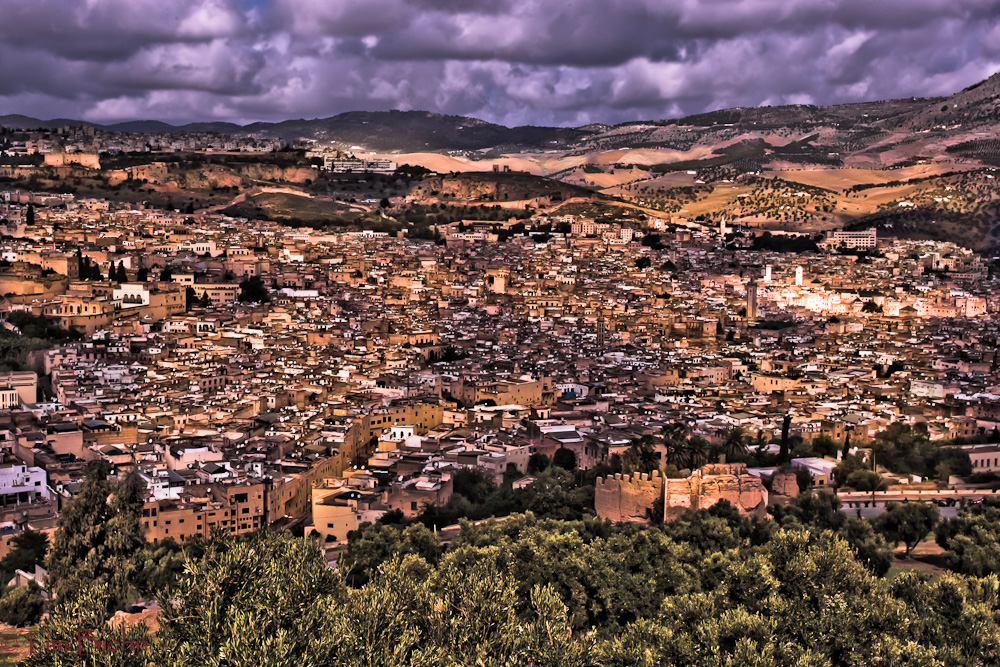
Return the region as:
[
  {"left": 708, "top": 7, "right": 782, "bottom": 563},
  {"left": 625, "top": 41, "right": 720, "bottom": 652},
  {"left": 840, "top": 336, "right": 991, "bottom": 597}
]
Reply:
[
  {"left": 779, "top": 414, "right": 792, "bottom": 462},
  {"left": 47, "top": 462, "right": 145, "bottom": 610}
]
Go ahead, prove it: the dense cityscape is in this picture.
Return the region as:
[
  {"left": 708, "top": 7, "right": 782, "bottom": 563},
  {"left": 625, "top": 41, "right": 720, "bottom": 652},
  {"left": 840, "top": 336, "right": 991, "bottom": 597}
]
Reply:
[{"left": 3, "top": 0, "right": 1000, "bottom": 664}]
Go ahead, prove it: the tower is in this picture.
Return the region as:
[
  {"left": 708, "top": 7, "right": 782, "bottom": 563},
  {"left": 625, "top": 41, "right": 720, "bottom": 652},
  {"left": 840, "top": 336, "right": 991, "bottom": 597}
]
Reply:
[
  {"left": 747, "top": 281, "right": 758, "bottom": 321},
  {"left": 597, "top": 317, "right": 606, "bottom": 347},
  {"left": 764, "top": 264, "right": 772, "bottom": 282},
  {"left": 487, "top": 267, "right": 509, "bottom": 294},
  {"left": 719, "top": 218, "right": 727, "bottom": 237},
  {"left": 794, "top": 266, "right": 803, "bottom": 287}
]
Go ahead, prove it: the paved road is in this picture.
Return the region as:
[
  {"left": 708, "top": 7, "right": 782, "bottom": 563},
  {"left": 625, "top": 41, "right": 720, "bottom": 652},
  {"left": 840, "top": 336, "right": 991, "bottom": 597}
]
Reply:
[{"left": 852, "top": 505, "right": 959, "bottom": 519}]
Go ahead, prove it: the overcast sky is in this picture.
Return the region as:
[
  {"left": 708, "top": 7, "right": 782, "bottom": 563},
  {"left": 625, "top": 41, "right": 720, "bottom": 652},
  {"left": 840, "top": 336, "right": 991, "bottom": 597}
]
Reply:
[{"left": 2, "top": 0, "right": 999, "bottom": 127}]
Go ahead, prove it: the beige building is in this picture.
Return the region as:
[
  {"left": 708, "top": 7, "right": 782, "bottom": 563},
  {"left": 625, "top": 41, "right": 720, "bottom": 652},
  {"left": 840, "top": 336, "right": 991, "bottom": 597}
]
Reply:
[
  {"left": 142, "top": 482, "right": 266, "bottom": 542},
  {"left": 308, "top": 481, "right": 361, "bottom": 543}
]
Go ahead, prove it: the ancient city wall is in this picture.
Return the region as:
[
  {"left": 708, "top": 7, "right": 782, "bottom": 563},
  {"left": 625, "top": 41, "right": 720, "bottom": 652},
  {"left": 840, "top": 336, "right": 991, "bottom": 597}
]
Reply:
[
  {"left": 664, "top": 463, "right": 768, "bottom": 521},
  {"left": 596, "top": 463, "right": 769, "bottom": 524},
  {"left": 595, "top": 471, "right": 664, "bottom": 524}
]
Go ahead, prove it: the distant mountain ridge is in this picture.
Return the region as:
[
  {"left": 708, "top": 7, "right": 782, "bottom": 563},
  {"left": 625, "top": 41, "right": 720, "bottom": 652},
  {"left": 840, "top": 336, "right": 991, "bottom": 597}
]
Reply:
[
  {"left": 2, "top": 70, "right": 999, "bottom": 153},
  {"left": 0, "top": 110, "right": 590, "bottom": 152}
]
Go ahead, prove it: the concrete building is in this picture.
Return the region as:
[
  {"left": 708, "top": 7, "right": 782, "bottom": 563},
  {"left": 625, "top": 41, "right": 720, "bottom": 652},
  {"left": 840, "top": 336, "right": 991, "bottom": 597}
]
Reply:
[{"left": 0, "top": 459, "right": 48, "bottom": 509}]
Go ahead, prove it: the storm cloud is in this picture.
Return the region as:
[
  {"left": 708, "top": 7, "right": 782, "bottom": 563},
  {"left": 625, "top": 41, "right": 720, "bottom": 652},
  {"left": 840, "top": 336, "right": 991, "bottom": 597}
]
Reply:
[{"left": 1, "top": 0, "right": 998, "bottom": 127}]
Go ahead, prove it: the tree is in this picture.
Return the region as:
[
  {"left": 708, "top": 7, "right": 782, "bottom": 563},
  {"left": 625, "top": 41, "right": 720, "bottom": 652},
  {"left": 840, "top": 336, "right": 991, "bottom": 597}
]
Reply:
[
  {"left": 846, "top": 470, "right": 886, "bottom": 492},
  {"left": 452, "top": 468, "right": 497, "bottom": 505},
  {"left": 238, "top": 275, "right": 270, "bottom": 303},
  {"left": 184, "top": 286, "right": 198, "bottom": 311},
  {"left": 341, "top": 522, "right": 442, "bottom": 586},
  {"left": 159, "top": 266, "right": 173, "bottom": 281},
  {"left": 47, "top": 465, "right": 146, "bottom": 609},
  {"left": 719, "top": 427, "right": 749, "bottom": 461},
  {"left": 875, "top": 501, "right": 939, "bottom": 557},
  {"left": 553, "top": 447, "right": 577, "bottom": 471},
  {"left": 749, "top": 429, "right": 770, "bottom": 453},
  {"left": 683, "top": 436, "right": 712, "bottom": 469},
  {"left": 621, "top": 436, "right": 659, "bottom": 474},
  {"left": 0, "top": 529, "right": 48, "bottom": 584},
  {"left": 21, "top": 510, "right": 1000, "bottom": 665},
  {"left": 0, "top": 585, "right": 45, "bottom": 627},
  {"left": 137, "top": 267, "right": 149, "bottom": 282},
  {"left": 198, "top": 291, "right": 213, "bottom": 308},
  {"left": 771, "top": 491, "right": 846, "bottom": 531},
  {"left": 779, "top": 414, "right": 792, "bottom": 462},
  {"left": 810, "top": 433, "right": 838, "bottom": 458},
  {"left": 635, "top": 257, "right": 652, "bottom": 269},
  {"left": 527, "top": 453, "right": 551, "bottom": 474},
  {"left": 936, "top": 497, "right": 1000, "bottom": 575},
  {"left": 26, "top": 204, "right": 35, "bottom": 226}
]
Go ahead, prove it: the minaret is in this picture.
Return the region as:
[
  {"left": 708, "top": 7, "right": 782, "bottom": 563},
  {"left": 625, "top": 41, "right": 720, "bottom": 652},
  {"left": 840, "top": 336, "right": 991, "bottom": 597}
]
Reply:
[
  {"left": 747, "top": 280, "right": 758, "bottom": 321},
  {"left": 795, "top": 266, "right": 803, "bottom": 287},
  {"left": 764, "top": 264, "right": 772, "bottom": 282},
  {"left": 597, "top": 317, "right": 606, "bottom": 347},
  {"left": 720, "top": 218, "right": 727, "bottom": 237}
]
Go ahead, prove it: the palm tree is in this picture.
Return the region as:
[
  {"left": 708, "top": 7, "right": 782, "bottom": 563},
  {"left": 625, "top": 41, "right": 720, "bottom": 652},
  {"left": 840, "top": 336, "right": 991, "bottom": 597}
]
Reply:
[
  {"left": 749, "top": 429, "right": 770, "bottom": 453},
  {"left": 660, "top": 424, "right": 688, "bottom": 469},
  {"left": 719, "top": 426, "right": 749, "bottom": 461},
  {"left": 623, "top": 435, "right": 660, "bottom": 474},
  {"left": 684, "top": 436, "right": 712, "bottom": 470}
]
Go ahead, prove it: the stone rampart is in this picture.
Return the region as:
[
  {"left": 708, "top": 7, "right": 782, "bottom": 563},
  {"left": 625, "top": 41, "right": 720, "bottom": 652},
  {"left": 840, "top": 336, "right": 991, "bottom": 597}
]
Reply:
[{"left": 595, "top": 471, "right": 664, "bottom": 524}]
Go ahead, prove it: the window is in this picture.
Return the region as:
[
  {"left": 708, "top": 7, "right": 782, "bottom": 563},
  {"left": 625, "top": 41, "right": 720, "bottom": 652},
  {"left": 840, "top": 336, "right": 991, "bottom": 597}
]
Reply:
[
  {"left": 242, "top": 507, "right": 249, "bottom": 514},
  {"left": 411, "top": 502, "right": 418, "bottom": 511}
]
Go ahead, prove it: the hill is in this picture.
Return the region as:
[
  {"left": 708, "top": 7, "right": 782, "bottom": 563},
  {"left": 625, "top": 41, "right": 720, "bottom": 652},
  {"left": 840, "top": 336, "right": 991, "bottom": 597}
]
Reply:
[{"left": 6, "top": 70, "right": 1000, "bottom": 248}]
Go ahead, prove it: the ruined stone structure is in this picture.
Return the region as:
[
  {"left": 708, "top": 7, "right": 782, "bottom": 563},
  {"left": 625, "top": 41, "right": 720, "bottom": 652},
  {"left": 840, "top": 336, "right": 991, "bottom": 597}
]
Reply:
[
  {"left": 43, "top": 151, "right": 101, "bottom": 169},
  {"left": 769, "top": 471, "right": 800, "bottom": 504},
  {"left": 664, "top": 463, "right": 768, "bottom": 520},
  {"left": 595, "top": 471, "right": 663, "bottom": 524},
  {"left": 595, "top": 463, "right": 769, "bottom": 524}
]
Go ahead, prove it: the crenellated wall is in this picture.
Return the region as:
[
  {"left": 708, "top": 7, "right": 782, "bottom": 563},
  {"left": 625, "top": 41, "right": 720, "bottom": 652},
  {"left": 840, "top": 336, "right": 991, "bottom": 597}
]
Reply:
[
  {"left": 596, "top": 463, "right": 769, "bottom": 524},
  {"left": 595, "top": 471, "right": 664, "bottom": 524}
]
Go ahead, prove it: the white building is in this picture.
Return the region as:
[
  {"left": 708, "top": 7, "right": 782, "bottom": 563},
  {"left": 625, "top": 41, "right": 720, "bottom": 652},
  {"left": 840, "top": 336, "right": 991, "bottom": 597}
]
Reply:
[
  {"left": 324, "top": 157, "right": 397, "bottom": 173},
  {"left": 113, "top": 282, "right": 150, "bottom": 308},
  {"left": 0, "top": 460, "right": 49, "bottom": 507},
  {"left": 829, "top": 229, "right": 877, "bottom": 250}
]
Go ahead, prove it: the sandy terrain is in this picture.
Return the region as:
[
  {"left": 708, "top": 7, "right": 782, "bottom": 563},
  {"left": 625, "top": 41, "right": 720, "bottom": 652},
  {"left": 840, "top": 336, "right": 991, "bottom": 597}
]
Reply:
[
  {"left": 765, "top": 163, "right": 965, "bottom": 191},
  {"left": 379, "top": 145, "right": 731, "bottom": 178}
]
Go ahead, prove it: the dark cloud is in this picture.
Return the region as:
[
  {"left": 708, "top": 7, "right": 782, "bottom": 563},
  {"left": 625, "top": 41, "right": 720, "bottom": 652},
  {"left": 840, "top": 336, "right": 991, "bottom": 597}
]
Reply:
[{"left": 0, "top": 0, "right": 997, "bottom": 127}]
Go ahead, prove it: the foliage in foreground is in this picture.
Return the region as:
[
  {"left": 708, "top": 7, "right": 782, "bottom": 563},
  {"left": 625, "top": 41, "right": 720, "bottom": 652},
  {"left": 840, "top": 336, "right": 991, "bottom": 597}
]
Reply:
[{"left": 19, "top": 506, "right": 1000, "bottom": 667}]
